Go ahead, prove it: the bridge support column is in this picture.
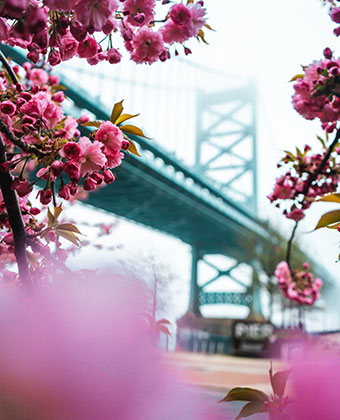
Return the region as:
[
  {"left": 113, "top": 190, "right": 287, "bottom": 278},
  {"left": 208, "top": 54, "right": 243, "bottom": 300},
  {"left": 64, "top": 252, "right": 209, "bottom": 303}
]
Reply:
[
  {"left": 247, "top": 267, "right": 263, "bottom": 319},
  {"left": 188, "top": 246, "right": 201, "bottom": 316}
]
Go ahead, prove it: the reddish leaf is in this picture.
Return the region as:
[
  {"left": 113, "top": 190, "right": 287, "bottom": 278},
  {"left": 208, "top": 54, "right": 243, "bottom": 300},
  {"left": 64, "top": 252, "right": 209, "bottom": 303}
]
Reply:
[
  {"left": 220, "top": 387, "right": 269, "bottom": 403},
  {"left": 270, "top": 366, "right": 291, "bottom": 398},
  {"left": 158, "top": 325, "right": 171, "bottom": 336},
  {"left": 110, "top": 100, "right": 124, "bottom": 124},
  {"left": 235, "top": 402, "right": 267, "bottom": 419},
  {"left": 314, "top": 209, "right": 340, "bottom": 230},
  {"left": 121, "top": 124, "right": 148, "bottom": 139}
]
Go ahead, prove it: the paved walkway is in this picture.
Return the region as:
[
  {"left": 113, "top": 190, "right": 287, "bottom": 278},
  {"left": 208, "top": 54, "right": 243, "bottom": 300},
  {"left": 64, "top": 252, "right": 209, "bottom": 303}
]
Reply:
[{"left": 163, "top": 351, "right": 286, "bottom": 394}]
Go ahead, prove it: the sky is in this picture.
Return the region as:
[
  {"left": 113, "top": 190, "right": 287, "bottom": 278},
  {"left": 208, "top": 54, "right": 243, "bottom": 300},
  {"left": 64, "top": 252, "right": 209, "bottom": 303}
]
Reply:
[{"left": 60, "top": 0, "right": 340, "bottom": 332}]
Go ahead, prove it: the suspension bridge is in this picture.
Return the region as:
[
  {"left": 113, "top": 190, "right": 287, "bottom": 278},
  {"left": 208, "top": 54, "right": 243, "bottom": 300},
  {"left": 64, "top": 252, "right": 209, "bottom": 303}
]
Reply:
[{"left": 4, "top": 45, "right": 268, "bottom": 322}]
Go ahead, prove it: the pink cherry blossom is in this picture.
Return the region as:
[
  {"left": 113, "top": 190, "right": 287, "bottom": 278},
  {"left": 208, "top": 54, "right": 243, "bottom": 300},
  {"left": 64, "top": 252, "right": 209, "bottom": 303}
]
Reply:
[
  {"left": 48, "top": 49, "right": 61, "bottom": 66},
  {"left": 331, "top": 6, "right": 340, "bottom": 24},
  {"left": 78, "top": 136, "right": 107, "bottom": 177},
  {"left": 77, "top": 36, "right": 99, "bottom": 58},
  {"left": 58, "top": 184, "right": 70, "bottom": 200},
  {"left": 131, "top": 27, "right": 164, "bottom": 64},
  {"left": 95, "top": 121, "right": 124, "bottom": 154},
  {"left": 2, "top": 0, "right": 28, "bottom": 19},
  {"left": 43, "top": 0, "right": 78, "bottom": 11},
  {"left": 83, "top": 175, "right": 97, "bottom": 190},
  {"left": 60, "top": 141, "right": 82, "bottom": 161},
  {"left": 63, "top": 161, "right": 80, "bottom": 179},
  {"left": 187, "top": 3, "right": 206, "bottom": 37},
  {"left": 161, "top": 22, "right": 191, "bottom": 45},
  {"left": 103, "top": 169, "right": 115, "bottom": 183},
  {"left": 11, "top": 178, "right": 33, "bottom": 197},
  {"left": 58, "top": 31, "right": 79, "bottom": 61},
  {"left": 170, "top": 4, "right": 192, "bottom": 26},
  {"left": 106, "top": 150, "right": 124, "bottom": 168},
  {"left": 29, "top": 68, "right": 49, "bottom": 85},
  {"left": 275, "top": 261, "right": 322, "bottom": 305},
  {"left": 286, "top": 207, "right": 305, "bottom": 222},
  {"left": 123, "top": 0, "right": 155, "bottom": 27},
  {"left": 43, "top": 100, "right": 64, "bottom": 129},
  {"left": 0, "top": 100, "right": 16, "bottom": 115},
  {"left": 38, "top": 189, "right": 53, "bottom": 205},
  {"left": 75, "top": 0, "right": 118, "bottom": 32},
  {"left": 0, "top": 18, "right": 10, "bottom": 41},
  {"left": 20, "top": 95, "right": 48, "bottom": 118}
]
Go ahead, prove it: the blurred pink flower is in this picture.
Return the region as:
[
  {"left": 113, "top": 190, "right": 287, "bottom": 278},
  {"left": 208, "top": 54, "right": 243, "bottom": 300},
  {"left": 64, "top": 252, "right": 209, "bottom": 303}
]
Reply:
[
  {"left": 290, "top": 349, "right": 340, "bottom": 420},
  {"left": 0, "top": 274, "right": 229, "bottom": 420}
]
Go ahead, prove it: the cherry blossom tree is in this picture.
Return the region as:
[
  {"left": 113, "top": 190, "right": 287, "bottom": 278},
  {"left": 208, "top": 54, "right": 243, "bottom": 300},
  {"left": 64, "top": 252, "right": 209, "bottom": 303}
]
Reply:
[{"left": 0, "top": 0, "right": 210, "bottom": 285}]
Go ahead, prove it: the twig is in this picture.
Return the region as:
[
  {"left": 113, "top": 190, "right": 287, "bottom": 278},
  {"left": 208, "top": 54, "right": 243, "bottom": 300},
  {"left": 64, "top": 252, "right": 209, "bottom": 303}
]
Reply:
[
  {"left": 26, "top": 236, "right": 72, "bottom": 274},
  {"left": 0, "top": 48, "right": 19, "bottom": 85},
  {"left": 286, "top": 221, "right": 298, "bottom": 272},
  {"left": 285, "top": 127, "right": 340, "bottom": 270},
  {"left": 0, "top": 118, "right": 48, "bottom": 158}
]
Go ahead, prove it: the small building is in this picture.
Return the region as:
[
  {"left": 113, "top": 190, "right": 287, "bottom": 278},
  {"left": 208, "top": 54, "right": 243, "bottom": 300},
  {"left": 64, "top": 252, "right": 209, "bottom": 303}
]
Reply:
[{"left": 176, "top": 312, "right": 274, "bottom": 357}]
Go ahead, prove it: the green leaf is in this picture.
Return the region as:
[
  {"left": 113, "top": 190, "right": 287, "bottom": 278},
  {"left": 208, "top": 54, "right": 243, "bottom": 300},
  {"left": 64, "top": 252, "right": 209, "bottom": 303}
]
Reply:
[
  {"left": 270, "top": 370, "right": 291, "bottom": 398},
  {"left": 317, "top": 193, "right": 340, "bottom": 204},
  {"left": 126, "top": 138, "right": 141, "bottom": 157},
  {"left": 235, "top": 402, "right": 267, "bottom": 419},
  {"left": 314, "top": 209, "right": 340, "bottom": 230},
  {"left": 56, "top": 223, "right": 82, "bottom": 235},
  {"left": 110, "top": 100, "right": 124, "bottom": 124},
  {"left": 289, "top": 74, "right": 304, "bottom": 82},
  {"left": 220, "top": 387, "right": 269, "bottom": 403},
  {"left": 116, "top": 113, "right": 140, "bottom": 125},
  {"left": 81, "top": 120, "right": 102, "bottom": 128},
  {"left": 121, "top": 124, "right": 149, "bottom": 139}
]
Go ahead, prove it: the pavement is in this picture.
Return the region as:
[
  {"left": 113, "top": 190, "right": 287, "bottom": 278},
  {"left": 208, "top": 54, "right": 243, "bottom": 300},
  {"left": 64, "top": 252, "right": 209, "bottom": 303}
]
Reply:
[{"left": 162, "top": 351, "right": 286, "bottom": 394}]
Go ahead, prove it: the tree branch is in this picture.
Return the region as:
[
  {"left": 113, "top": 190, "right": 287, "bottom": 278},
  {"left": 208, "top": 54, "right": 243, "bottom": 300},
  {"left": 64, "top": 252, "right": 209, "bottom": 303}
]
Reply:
[
  {"left": 0, "top": 135, "right": 31, "bottom": 284},
  {"left": 0, "top": 47, "right": 32, "bottom": 284},
  {"left": 0, "top": 118, "right": 48, "bottom": 158},
  {"left": 285, "top": 127, "right": 340, "bottom": 271},
  {"left": 0, "top": 48, "right": 19, "bottom": 85}
]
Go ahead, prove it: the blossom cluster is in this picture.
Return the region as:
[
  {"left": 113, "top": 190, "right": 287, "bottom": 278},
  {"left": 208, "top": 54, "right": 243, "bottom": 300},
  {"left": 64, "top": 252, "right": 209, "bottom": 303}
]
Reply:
[
  {"left": 268, "top": 139, "right": 340, "bottom": 221},
  {"left": 0, "top": 64, "right": 126, "bottom": 204},
  {"left": 0, "top": 0, "right": 208, "bottom": 66},
  {"left": 275, "top": 261, "right": 322, "bottom": 305},
  {"left": 327, "top": 1, "right": 340, "bottom": 36},
  {"left": 292, "top": 49, "right": 340, "bottom": 125},
  {"left": 0, "top": 60, "right": 143, "bottom": 282}
]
